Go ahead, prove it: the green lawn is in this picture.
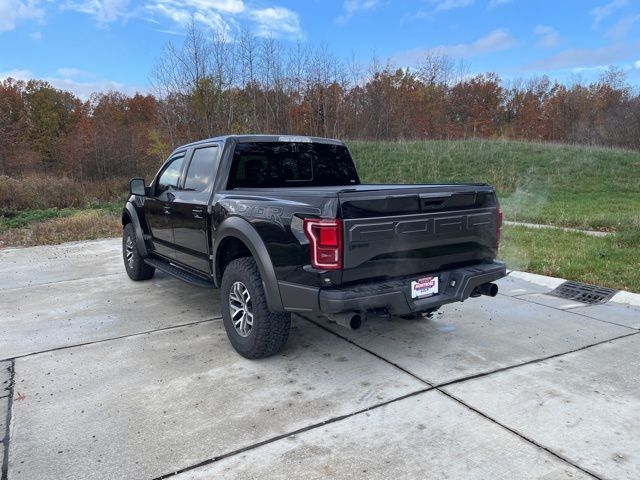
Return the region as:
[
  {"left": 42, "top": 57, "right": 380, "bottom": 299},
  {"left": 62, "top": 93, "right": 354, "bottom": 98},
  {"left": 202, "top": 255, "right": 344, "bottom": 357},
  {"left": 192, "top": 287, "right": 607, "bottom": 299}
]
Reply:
[
  {"left": 350, "top": 140, "right": 640, "bottom": 232},
  {"left": 500, "top": 225, "right": 640, "bottom": 292},
  {"left": 0, "top": 207, "right": 80, "bottom": 229}
]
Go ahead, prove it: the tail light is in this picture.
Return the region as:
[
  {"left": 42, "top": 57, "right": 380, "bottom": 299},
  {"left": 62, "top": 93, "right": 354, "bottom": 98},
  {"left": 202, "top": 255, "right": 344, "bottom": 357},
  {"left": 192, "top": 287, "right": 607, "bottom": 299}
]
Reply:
[
  {"left": 496, "top": 207, "right": 503, "bottom": 247},
  {"left": 303, "top": 218, "right": 343, "bottom": 270}
]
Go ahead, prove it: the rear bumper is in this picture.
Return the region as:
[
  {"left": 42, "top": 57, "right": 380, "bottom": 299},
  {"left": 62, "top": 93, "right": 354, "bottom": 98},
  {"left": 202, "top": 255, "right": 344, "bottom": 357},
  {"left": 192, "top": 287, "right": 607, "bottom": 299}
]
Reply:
[{"left": 278, "top": 261, "right": 507, "bottom": 316}]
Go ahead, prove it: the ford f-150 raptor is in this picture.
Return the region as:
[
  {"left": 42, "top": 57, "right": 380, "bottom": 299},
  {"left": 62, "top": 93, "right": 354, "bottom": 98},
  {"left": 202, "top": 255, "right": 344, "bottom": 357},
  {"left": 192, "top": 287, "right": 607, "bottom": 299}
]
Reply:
[{"left": 122, "top": 135, "right": 506, "bottom": 358}]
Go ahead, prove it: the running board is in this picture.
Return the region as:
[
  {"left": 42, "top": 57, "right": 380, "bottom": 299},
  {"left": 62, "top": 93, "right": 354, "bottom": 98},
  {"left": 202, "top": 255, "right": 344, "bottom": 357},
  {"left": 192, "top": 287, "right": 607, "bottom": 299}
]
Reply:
[{"left": 144, "top": 258, "right": 216, "bottom": 289}]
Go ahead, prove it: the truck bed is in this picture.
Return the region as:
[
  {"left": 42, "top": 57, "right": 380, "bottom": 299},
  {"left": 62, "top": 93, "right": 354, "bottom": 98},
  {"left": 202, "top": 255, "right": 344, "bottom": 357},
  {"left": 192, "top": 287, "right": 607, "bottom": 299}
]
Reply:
[{"left": 231, "top": 183, "right": 500, "bottom": 285}]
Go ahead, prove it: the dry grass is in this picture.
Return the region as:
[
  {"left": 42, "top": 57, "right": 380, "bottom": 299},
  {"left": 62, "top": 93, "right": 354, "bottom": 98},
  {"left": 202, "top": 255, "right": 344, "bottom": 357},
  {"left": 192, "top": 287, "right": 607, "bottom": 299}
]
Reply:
[
  {"left": 0, "top": 210, "right": 121, "bottom": 248},
  {"left": 0, "top": 175, "right": 128, "bottom": 211}
]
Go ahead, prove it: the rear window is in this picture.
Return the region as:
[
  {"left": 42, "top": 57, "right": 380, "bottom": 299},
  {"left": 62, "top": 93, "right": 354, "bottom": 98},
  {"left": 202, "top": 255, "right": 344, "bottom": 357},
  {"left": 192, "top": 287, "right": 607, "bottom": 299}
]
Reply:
[
  {"left": 226, "top": 142, "right": 360, "bottom": 189},
  {"left": 184, "top": 146, "right": 218, "bottom": 192}
]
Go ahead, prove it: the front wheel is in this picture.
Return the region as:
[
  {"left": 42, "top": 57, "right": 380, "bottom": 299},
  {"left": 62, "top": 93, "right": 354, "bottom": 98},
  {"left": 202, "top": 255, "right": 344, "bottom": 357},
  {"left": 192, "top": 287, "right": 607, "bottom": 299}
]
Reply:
[
  {"left": 122, "top": 223, "right": 155, "bottom": 281},
  {"left": 221, "top": 257, "right": 291, "bottom": 359}
]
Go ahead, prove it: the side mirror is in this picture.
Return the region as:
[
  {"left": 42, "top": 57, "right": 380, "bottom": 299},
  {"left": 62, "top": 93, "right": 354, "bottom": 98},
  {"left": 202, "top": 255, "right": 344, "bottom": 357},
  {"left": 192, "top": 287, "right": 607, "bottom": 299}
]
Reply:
[{"left": 129, "top": 178, "right": 146, "bottom": 196}]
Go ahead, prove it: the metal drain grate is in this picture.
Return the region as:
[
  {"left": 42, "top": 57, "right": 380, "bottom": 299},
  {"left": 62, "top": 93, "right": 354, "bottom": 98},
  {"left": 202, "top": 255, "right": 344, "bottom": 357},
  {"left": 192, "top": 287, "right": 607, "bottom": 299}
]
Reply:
[{"left": 549, "top": 281, "right": 617, "bottom": 305}]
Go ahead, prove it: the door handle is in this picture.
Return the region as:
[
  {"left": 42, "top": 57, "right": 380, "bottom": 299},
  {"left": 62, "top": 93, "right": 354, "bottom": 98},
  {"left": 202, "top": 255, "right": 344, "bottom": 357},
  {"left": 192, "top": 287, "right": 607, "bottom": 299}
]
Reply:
[
  {"left": 192, "top": 208, "right": 205, "bottom": 219},
  {"left": 163, "top": 206, "right": 172, "bottom": 215}
]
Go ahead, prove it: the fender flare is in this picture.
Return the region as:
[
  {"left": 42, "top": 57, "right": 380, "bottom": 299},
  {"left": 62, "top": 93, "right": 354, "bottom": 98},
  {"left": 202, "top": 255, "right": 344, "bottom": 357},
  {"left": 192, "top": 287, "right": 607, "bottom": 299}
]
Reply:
[
  {"left": 122, "top": 202, "right": 149, "bottom": 258},
  {"left": 213, "top": 216, "right": 284, "bottom": 312}
]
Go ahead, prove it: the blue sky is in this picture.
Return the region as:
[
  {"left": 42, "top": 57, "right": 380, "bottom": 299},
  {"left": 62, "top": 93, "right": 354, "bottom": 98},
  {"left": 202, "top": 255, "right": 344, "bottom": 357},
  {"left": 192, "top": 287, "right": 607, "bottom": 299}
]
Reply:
[{"left": 1, "top": 0, "right": 639, "bottom": 98}]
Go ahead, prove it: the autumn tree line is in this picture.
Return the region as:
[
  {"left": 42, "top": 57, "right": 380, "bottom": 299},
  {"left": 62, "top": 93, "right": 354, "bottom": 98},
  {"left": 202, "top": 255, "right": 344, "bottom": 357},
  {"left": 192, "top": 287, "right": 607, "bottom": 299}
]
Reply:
[{"left": 2, "top": 24, "right": 640, "bottom": 181}]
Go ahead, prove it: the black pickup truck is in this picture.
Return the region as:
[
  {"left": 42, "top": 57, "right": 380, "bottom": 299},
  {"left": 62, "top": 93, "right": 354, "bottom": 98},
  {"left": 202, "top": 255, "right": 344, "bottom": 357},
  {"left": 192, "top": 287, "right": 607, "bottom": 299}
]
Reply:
[{"left": 122, "top": 135, "right": 506, "bottom": 358}]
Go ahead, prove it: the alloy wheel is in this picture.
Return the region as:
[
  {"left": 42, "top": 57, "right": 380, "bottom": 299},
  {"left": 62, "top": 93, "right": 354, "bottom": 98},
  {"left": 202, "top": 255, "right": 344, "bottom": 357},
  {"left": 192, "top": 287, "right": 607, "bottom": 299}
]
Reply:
[{"left": 229, "top": 281, "right": 254, "bottom": 337}]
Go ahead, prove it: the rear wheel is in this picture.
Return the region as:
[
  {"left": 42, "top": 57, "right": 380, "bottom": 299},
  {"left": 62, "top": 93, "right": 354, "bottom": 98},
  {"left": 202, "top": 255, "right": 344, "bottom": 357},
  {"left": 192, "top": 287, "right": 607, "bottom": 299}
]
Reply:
[
  {"left": 122, "top": 223, "right": 155, "bottom": 281},
  {"left": 221, "top": 257, "right": 291, "bottom": 359}
]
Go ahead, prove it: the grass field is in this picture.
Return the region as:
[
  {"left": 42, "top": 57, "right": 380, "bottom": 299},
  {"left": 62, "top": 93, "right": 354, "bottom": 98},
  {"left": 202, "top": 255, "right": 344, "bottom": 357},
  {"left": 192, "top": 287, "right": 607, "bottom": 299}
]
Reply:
[
  {"left": 1, "top": 140, "right": 638, "bottom": 291},
  {"left": 500, "top": 225, "right": 639, "bottom": 292},
  {"left": 350, "top": 140, "right": 640, "bottom": 232}
]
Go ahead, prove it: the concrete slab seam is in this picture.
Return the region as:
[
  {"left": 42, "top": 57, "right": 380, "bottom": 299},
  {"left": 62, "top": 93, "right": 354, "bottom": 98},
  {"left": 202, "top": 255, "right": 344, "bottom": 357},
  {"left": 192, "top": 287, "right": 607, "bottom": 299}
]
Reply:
[
  {"left": 297, "top": 316, "right": 639, "bottom": 479},
  {"left": 149, "top": 317, "right": 436, "bottom": 479},
  {"left": 0, "top": 317, "right": 222, "bottom": 363},
  {"left": 300, "top": 315, "right": 433, "bottom": 387},
  {"left": 0, "top": 272, "right": 122, "bottom": 293},
  {"left": 502, "top": 293, "right": 640, "bottom": 331},
  {"left": 561, "top": 305, "right": 640, "bottom": 331},
  {"left": 434, "top": 330, "right": 640, "bottom": 390},
  {"left": 1, "top": 359, "right": 15, "bottom": 480},
  {"left": 150, "top": 385, "right": 434, "bottom": 480},
  {"left": 437, "top": 389, "right": 602, "bottom": 480}
]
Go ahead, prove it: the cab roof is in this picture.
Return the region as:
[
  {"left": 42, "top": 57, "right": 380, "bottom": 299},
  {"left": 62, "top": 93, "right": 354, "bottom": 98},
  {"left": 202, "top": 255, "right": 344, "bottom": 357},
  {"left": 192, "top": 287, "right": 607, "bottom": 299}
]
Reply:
[{"left": 172, "top": 134, "right": 346, "bottom": 155}]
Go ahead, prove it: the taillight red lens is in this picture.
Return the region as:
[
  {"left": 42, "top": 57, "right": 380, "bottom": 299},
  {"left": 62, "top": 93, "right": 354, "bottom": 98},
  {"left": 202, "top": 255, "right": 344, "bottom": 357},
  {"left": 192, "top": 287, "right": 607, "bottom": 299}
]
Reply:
[
  {"left": 303, "top": 218, "right": 343, "bottom": 270},
  {"left": 496, "top": 207, "right": 503, "bottom": 247}
]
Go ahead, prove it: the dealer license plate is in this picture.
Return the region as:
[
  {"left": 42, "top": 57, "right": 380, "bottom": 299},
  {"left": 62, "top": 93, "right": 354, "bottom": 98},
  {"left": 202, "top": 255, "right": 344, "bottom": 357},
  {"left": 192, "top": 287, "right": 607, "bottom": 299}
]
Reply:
[{"left": 411, "top": 276, "right": 439, "bottom": 299}]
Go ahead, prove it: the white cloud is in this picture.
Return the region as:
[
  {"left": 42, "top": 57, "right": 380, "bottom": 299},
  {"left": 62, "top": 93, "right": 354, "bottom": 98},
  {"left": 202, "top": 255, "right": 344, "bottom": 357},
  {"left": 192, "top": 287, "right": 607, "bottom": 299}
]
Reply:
[
  {"left": 606, "top": 14, "right": 640, "bottom": 41},
  {"left": 335, "top": 0, "right": 378, "bottom": 24},
  {"left": 591, "top": 0, "right": 628, "bottom": 29},
  {"left": 144, "top": 1, "right": 300, "bottom": 38},
  {"left": 394, "top": 29, "right": 515, "bottom": 65},
  {"left": 433, "top": 29, "right": 514, "bottom": 56},
  {"left": 488, "top": 0, "right": 510, "bottom": 8},
  {"left": 406, "top": 0, "right": 475, "bottom": 21},
  {"left": 534, "top": 25, "right": 559, "bottom": 49},
  {"left": 523, "top": 42, "right": 640, "bottom": 71},
  {"left": 570, "top": 65, "right": 610, "bottom": 74},
  {"left": 249, "top": 7, "right": 301, "bottom": 38},
  {"left": 146, "top": 2, "right": 231, "bottom": 34},
  {"left": 56, "top": 67, "right": 96, "bottom": 78},
  {"left": 64, "top": 0, "right": 133, "bottom": 26},
  {"left": 432, "top": 0, "right": 474, "bottom": 12},
  {"left": 146, "top": 0, "right": 244, "bottom": 17},
  {"left": 146, "top": 2, "right": 191, "bottom": 26},
  {"left": 193, "top": 10, "right": 229, "bottom": 32},
  {"left": 29, "top": 30, "right": 42, "bottom": 39},
  {"left": 47, "top": 76, "right": 144, "bottom": 99},
  {"left": 0, "top": 68, "right": 34, "bottom": 80},
  {"left": 0, "top": 0, "right": 45, "bottom": 32},
  {"left": 67, "top": 0, "right": 244, "bottom": 31},
  {"left": 635, "top": 60, "right": 640, "bottom": 69},
  {"left": 0, "top": 68, "right": 144, "bottom": 100},
  {"left": 3, "top": 0, "right": 301, "bottom": 39}
]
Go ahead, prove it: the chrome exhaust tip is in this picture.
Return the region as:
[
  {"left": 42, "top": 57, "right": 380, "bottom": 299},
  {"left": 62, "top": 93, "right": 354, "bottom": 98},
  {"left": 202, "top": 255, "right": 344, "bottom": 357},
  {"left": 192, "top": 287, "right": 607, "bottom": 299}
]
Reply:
[
  {"left": 329, "top": 312, "right": 363, "bottom": 330},
  {"left": 479, "top": 282, "right": 499, "bottom": 297}
]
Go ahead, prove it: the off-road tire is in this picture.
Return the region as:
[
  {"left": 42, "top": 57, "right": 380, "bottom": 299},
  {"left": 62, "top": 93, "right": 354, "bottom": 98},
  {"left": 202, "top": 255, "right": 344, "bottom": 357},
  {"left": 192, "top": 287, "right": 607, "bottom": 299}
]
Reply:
[
  {"left": 221, "top": 257, "right": 291, "bottom": 359},
  {"left": 122, "top": 223, "right": 155, "bottom": 281}
]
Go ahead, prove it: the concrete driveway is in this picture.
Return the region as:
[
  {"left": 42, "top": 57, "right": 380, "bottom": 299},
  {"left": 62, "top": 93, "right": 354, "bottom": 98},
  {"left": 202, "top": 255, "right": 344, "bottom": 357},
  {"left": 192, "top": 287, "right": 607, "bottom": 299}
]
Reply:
[{"left": 1, "top": 238, "right": 639, "bottom": 480}]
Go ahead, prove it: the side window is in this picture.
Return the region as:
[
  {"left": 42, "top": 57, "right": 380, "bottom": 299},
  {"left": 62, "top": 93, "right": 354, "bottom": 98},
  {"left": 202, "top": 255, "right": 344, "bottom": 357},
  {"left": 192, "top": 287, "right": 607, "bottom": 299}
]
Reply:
[
  {"left": 184, "top": 146, "right": 218, "bottom": 192},
  {"left": 156, "top": 155, "right": 185, "bottom": 195}
]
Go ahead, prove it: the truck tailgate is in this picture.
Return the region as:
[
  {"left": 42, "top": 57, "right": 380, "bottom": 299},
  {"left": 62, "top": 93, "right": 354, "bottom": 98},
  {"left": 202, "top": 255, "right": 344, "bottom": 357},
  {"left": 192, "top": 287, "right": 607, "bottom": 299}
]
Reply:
[{"left": 338, "top": 185, "right": 500, "bottom": 284}]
